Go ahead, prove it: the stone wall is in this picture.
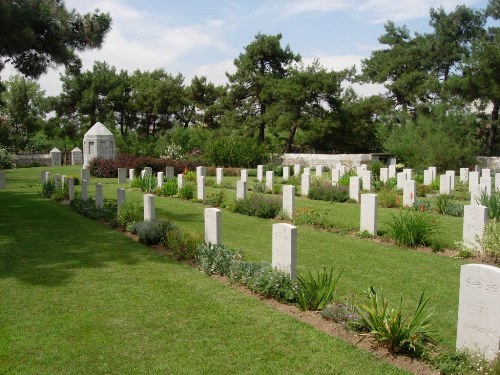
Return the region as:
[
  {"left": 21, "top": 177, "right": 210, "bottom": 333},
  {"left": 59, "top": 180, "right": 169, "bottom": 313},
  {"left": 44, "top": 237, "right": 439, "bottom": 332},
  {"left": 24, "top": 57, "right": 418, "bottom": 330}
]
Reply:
[
  {"left": 14, "top": 151, "right": 73, "bottom": 167},
  {"left": 281, "top": 153, "right": 395, "bottom": 169},
  {"left": 477, "top": 156, "right": 500, "bottom": 171}
]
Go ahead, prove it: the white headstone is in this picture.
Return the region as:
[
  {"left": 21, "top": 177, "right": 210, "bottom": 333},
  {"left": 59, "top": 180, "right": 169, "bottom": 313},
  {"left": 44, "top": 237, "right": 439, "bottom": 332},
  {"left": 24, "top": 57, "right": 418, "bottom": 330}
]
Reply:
[
  {"left": 0, "top": 171, "right": 6, "bottom": 189},
  {"left": 117, "top": 188, "right": 126, "bottom": 210},
  {"left": 68, "top": 177, "right": 74, "bottom": 200},
  {"left": 81, "top": 179, "right": 88, "bottom": 200},
  {"left": 360, "top": 193, "right": 378, "bottom": 235},
  {"left": 403, "top": 180, "right": 416, "bottom": 207},
  {"left": 118, "top": 168, "right": 127, "bottom": 183},
  {"left": 460, "top": 168, "right": 469, "bottom": 183},
  {"left": 380, "top": 168, "right": 388, "bottom": 183},
  {"left": 61, "top": 175, "right": 67, "bottom": 187},
  {"left": 482, "top": 168, "right": 491, "bottom": 178},
  {"left": 469, "top": 171, "right": 480, "bottom": 192},
  {"left": 456, "top": 264, "right": 500, "bottom": 361},
  {"left": 332, "top": 169, "right": 341, "bottom": 186},
  {"left": 177, "top": 173, "right": 184, "bottom": 190},
  {"left": 446, "top": 170, "right": 456, "bottom": 190},
  {"left": 50, "top": 148, "right": 61, "bottom": 167},
  {"left": 282, "top": 185, "right": 295, "bottom": 218},
  {"left": 54, "top": 174, "right": 61, "bottom": 187},
  {"left": 396, "top": 172, "right": 406, "bottom": 189},
  {"left": 40, "top": 170, "right": 47, "bottom": 184},
  {"left": 129, "top": 169, "right": 135, "bottom": 181},
  {"left": 496, "top": 173, "right": 500, "bottom": 193},
  {"left": 316, "top": 165, "right": 324, "bottom": 177},
  {"left": 471, "top": 184, "right": 487, "bottom": 205},
  {"left": 241, "top": 169, "right": 248, "bottom": 183},
  {"left": 143, "top": 167, "right": 152, "bottom": 178},
  {"left": 463, "top": 205, "right": 488, "bottom": 250},
  {"left": 257, "top": 165, "right": 264, "bottom": 182},
  {"left": 144, "top": 194, "right": 155, "bottom": 221},
  {"left": 196, "top": 166, "right": 206, "bottom": 180},
  {"left": 403, "top": 168, "right": 412, "bottom": 180},
  {"left": 236, "top": 180, "right": 247, "bottom": 200},
  {"left": 358, "top": 164, "right": 367, "bottom": 172},
  {"left": 361, "top": 170, "right": 372, "bottom": 191},
  {"left": 303, "top": 167, "right": 311, "bottom": 175},
  {"left": 388, "top": 165, "right": 396, "bottom": 179},
  {"left": 45, "top": 171, "right": 50, "bottom": 184},
  {"left": 95, "top": 183, "right": 103, "bottom": 209},
  {"left": 165, "top": 166, "right": 175, "bottom": 179},
  {"left": 157, "top": 172, "right": 164, "bottom": 188},
  {"left": 429, "top": 167, "right": 437, "bottom": 182},
  {"left": 424, "top": 169, "right": 433, "bottom": 186},
  {"left": 440, "top": 174, "right": 452, "bottom": 195},
  {"left": 272, "top": 223, "right": 297, "bottom": 280},
  {"left": 71, "top": 147, "right": 83, "bottom": 165},
  {"left": 282, "top": 166, "right": 290, "bottom": 182},
  {"left": 204, "top": 207, "right": 221, "bottom": 245},
  {"left": 301, "top": 173, "right": 310, "bottom": 197},
  {"left": 480, "top": 176, "right": 492, "bottom": 197},
  {"left": 265, "top": 171, "right": 274, "bottom": 192},
  {"left": 197, "top": 176, "right": 205, "bottom": 202},
  {"left": 216, "top": 168, "right": 223, "bottom": 185},
  {"left": 338, "top": 165, "right": 346, "bottom": 177},
  {"left": 293, "top": 164, "right": 300, "bottom": 176},
  {"left": 349, "top": 176, "right": 360, "bottom": 202}
]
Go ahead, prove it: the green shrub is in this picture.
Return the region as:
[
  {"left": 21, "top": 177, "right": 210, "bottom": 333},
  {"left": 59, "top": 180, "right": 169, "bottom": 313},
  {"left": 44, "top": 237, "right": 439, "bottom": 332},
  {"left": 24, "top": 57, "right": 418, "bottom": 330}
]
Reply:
[
  {"left": 204, "top": 137, "right": 269, "bottom": 167},
  {"left": 479, "top": 192, "right": 500, "bottom": 220},
  {"left": 387, "top": 210, "right": 438, "bottom": 246},
  {"left": 436, "top": 194, "right": 452, "bottom": 214},
  {"left": 196, "top": 243, "right": 240, "bottom": 276},
  {"left": 117, "top": 201, "right": 142, "bottom": 229},
  {"left": 377, "top": 188, "right": 401, "bottom": 208},
  {"left": 163, "top": 225, "right": 203, "bottom": 260},
  {"left": 0, "top": 146, "right": 15, "bottom": 169},
  {"left": 51, "top": 185, "right": 68, "bottom": 201},
  {"left": 206, "top": 190, "right": 225, "bottom": 207},
  {"left": 293, "top": 268, "right": 343, "bottom": 311},
  {"left": 70, "top": 198, "right": 117, "bottom": 224},
  {"left": 355, "top": 287, "right": 436, "bottom": 355},
  {"left": 308, "top": 182, "right": 349, "bottom": 202},
  {"left": 368, "top": 160, "right": 384, "bottom": 179},
  {"left": 321, "top": 302, "right": 363, "bottom": 331},
  {"left": 42, "top": 180, "right": 56, "bottom": 198},
  {"left": 252, "top": 182, "right": 266, "bottom": 193},
  {"left": 479, "top": 220, "right": 500, "bottom": 262},
  {"left": 130, "top": 176, "right": 157, "bottom": 193},
  {"left": 157, "top": 179, "right": 178, "bottom": 197},
  {"left": 178, "top": 183, "right": 195, "bottom": 200},
  {"left": 338, "top": 170, "right": 357, "bottom": 186},
  {"left": 129, "top": 220, "right": 166, "bottom": 245},
  {"left": 184, "top": 170, "right": 196, "bottom": 182},
  {"left": 239, "top": 262, "right": 295, "bottom": 302},
  {"left": 232, "top": 194, "right": 281, "bottom": 219},
  {"left": 292, "top": 207, "right": 323, "bottom": 227},
  {"left": 436, "top": 194, "right": 464, "bottom": 217}
]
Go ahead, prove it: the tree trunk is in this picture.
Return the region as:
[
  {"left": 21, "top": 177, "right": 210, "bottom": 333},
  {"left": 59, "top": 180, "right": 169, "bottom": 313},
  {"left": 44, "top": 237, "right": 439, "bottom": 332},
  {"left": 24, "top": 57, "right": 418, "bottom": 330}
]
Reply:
[
  {"left": 284, "top": 124, "right": 298, "bottom": 153},
  {"left": 487, "top": 100, "right": 500, "bottom": 156},
  {"left": 258, "top": 102, "right": 266, "bottom": 143}
]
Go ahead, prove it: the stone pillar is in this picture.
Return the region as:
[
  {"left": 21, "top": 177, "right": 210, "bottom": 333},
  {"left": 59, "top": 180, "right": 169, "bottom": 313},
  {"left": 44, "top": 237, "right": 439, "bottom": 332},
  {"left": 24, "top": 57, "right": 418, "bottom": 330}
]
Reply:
[
  {"left": 349, "top": 176, "right": 360, "bottom": 202},
  {"left": 468, "top": 171, "right": 480, "bottom": 192},
  {"left": 460, "top": 168, "right": 469, "bottom": 183},
  {"left": 282, "top": 185, "right": 295, "bottom": 218},
  {"left": 236, "top": 180, "right": 246, "bottom": 200},
  {"left": 257, "top": 165, "right": 264, "bottom": 182},
  {"left": 463, "top": 205, "right": 488, "bottom": 250},
  {"left": 440, "top": 174, "right": 451, "bottom": 195},
  {"left": 81, "top": 179, "right": 88, "bottom": 200},
  {"left": 117, "top": 188, "right": 126, "bottom": 210},
  {"left": 388, "top": 164, "right": 396, "bottom": 179},
  {"left": 204, "top": 207, "right": 221, "bottom": 245},
  {"left": 403, "top": 180, "right": 416, "bottom": 208},
  {"left": 265, "top": 171, "right": 274, "bottom": 192},
  {"left": 301, "top": 173, "right": 310, "bottom": 197},
  {"left": 380, "top": 168, "right": 388, "bottom": 183},
  {"left": 361, "top": 170, "right": 372, "bottom": 191},
  {"left": 272, "top": 223, "right": 297, "bottom": 280},
  {"left": 81, "top": 168, "right": 90, "bottom": 183},
  {"left": 95, "top": 183, "right": 103, "bottom": 209},
  {"left": 71, "top": 147, "right": 83, "bottom": 165},
  {"left": 423, "top": 169, "right": 433, "bottom": 186},
  {"left": 360, "top": 193, "right": 378, "bottom": 235},
  {"left": 68, "top": 177, "right": 75, "bottom": 200},
  {"left": 396, "top": 172, "right": 406, "bottom": 189},
  {"left": 157, "top": 172, "right": 164, "bottom": 188},
  {"left": 282, "top": 166, "right": 290, "bottom": 182},
  {"left": 165, "top": 166, "right": 175, "bottom": 179},
  {"left": 144, "top": 194, "right": 155, "bottom": 221},
  {"left": 293, "top": 164, "right": 300, "bottom": 176},
  {"left": 177, "top": 173, "right": 184, "bottom": 190},
  {"left": 216, "top": 168, "right": 223, "bottom": 185},
  {"left": 129, "top": 169, "right": 135, "bottom": 181},
  {"left": 240, "top": 169, "right": 248, "bottom": 183},
  {"left": 118, "top": 168, "right": 127, "bottom": 183},
  {"left": 197, "top": 176, "right": 205, "bottom": 202},
  {"left": 446, "top": 170, "right": 456, "bottom": 190},
  {"left": 50, "top": 148, "right": 61, "bottom": 166}
]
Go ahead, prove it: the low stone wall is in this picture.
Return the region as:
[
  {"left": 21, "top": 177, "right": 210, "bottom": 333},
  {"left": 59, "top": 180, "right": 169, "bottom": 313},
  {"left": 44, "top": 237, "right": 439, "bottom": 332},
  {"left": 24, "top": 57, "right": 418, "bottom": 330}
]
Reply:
[
  {"left": 14, "top": 153, "right": 51, "bottom": 167},
  {"left": 477, "top": 156, "right": 500, "bottom": 171},
  {"left": 281, "top": 153, "right": 395, "bottom": 169}
]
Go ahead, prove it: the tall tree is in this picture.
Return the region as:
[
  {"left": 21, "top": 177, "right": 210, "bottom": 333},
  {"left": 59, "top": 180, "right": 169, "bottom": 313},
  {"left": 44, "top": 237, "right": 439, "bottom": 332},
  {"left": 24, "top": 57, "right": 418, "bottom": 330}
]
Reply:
[
  {"left": 0, "top": 0, "right": 111, "bottom": 78},
  {"left": 226, "top": 33, "right": 300, "bottom": 143}
]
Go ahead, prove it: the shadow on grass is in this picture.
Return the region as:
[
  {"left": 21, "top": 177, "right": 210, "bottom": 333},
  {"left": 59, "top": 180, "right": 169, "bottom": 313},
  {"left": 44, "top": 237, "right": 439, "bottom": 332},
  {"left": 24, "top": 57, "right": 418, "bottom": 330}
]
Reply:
[{"left": 0, "top": 191, "right": 168, "bottom": 287}]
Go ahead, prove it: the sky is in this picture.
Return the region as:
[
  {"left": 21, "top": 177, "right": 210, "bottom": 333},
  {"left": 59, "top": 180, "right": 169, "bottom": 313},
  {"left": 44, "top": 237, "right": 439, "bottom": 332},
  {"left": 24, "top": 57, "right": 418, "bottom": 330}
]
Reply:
[{"left": 1, "top": 0, "right": 491, "bottom": 97}]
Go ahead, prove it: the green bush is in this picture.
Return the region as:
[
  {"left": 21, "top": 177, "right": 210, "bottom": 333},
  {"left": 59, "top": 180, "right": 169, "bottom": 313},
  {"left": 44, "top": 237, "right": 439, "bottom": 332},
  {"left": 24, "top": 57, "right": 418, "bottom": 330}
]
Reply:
[
  {"left": 204, "top": 137, "right": 269, "bottom": 167},
  {"left": 377, "top": 188, "right": 401, "bottom": 208},
  {"left": 355, "top": 287, "right": 436, "bottom": 355},
  {"left": 70, "top": 198, "right": 117, "bottom": 224},
  {"left": 42, "top": 180, "right": 56, "bottom": 198},
  {"left": 308, "top": 182, "right": 349, "bottom": 202},
  {"left": 129, "top": 220, "right": 166, "bottom": 245},
  {"left": 157, "top": 179, "right": 178, "bottom": 197},
  {"left": 51, "top": 185, "right": 68, "bottom": 201},
  {"left": 387, "top": 210, "right": 438, "bottom": 246},
  {"left": 117, "top": 201, "right": 142, "bottom": 229},
  {"left": 195, "top": 243, "right": 240, "bottom": 276},
  {"left": 293, "top": 268, "right": 343, "bottom": 311},
  {"left": 368, "top": 160, "right": 384, "bottom": 180},
  {"left": 232, "top": 194, "right": 281, "bottom": 219},
  {"left": 206, "top": 190, "right": 225, "bottom": 208},
  {"left": 479, "top": 192, "right": 500, "bottom": 220},
  {"left": 479, "top": 220, "right": 500, "bottom": 262},
  {"left": 0, "top": 146, "right": 15, "bottom": 169},
  {"left": 130, "top": 176, "right": 157, "bottom": 193},
  {"left": 178, "top": 183, "right": 195, "bottom": 200},
  {"left": 436, "top": 194, "right": 464, "bottom": 217},
  {"left": 338, "top": 170, "right": 357, "bottom": 186},
  {"left": 321, "top": 302, "right": 363, "bottom": 331},
  {"left": 163, "top": 225, "right": 203, "bottom": 260}
]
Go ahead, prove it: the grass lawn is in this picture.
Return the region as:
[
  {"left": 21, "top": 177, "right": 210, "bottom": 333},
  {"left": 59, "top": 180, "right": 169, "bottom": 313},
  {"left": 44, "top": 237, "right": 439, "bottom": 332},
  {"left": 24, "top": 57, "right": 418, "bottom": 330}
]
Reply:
[{"left": 0, "top": 170, "right": 411, "bottom": 374}]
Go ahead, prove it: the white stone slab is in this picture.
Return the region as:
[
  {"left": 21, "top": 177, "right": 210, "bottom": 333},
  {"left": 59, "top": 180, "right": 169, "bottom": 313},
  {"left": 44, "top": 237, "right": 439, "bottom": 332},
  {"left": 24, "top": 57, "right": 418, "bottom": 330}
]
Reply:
[
  {"left": 380, "top": 168, "right": 388, "bottom": 183},
  {"left": 68, "top": 177, "right": 74, "bottom": 200},
  {"left": 471, "top": 184, "right": 487, "bottom": 205},
  {"left": 272, "top": 223, "right": 297, "bottom": 280},
  {"left": 204, "top": 208, "right": 221, "bottom": 245},
  {"left": 396, "top": 172, "right": 406, "bottom": 189},
  {"left": 241, "top": 169, "right": 248, "bottom": 183},
  {"left": 496, "top": 173, "right": 500, "bottom": 193},
  {"left": 144, "top": 194, "right": 155, "bottom": 221},
  {"left": 236, "top": 180, "right": 246, "bottom": 200},
  {"left": 482, "top": 168, "right": 491, "bottom": 178},
  {"left": 456, "top": 264, "right": 500, "bottom": 361},
  {"left": 316, "top": 165, "right": 324, "bottom": 177},
  {"left": 54, "top": 174, "right": 61, "bottom": 188},
  {"left": 469, "top": 171, "right": 480, "bottom": 192},
  {"left": 165, "top": 166, "right": 175, "bottom": 179},
  {"left": 440, "top": 174, "right": 451, "bottom": 195},
  {"left": 388, "top": 165, "right": 396, "bottom": 179},
  {"left": 216, "top": 168, "right": 223, "bottom": 185},
  {"left": 143, "top": 167, "right": 152, "bottom": 178},
  {"left": 460, "top": 168, "right": 469, "bottom": 183},
  {"left": 403, "top": 180, "right": 416, "bottom": 207},
  {"left": 429, "top": 167, "right": 437, "bottom": 182},
  {"left": 282, "top": 166, "right": 290, "bottom": 182},
  {"left": 266, "top": 171, "right": 274, "bottom": 192},
  {"left": 303, "top": 167, "right": 311, "bottom": 175},
  {"left": 463, "top": 205, "right": 488, "bottom": 250},
  {"left": 301, "top": 173, "right": 310, "bottom": 197},
  {"left": 403, "top": 168, "right": 412, "bottom": 180},
  {"left": 157, "top": 172, "right": 164, "bottom": 188},
  {"left": 257, "top": 165, "right": 264, "bottom": 182},
  {"left": 129, "top": 169, "right": 135, "bottom": 181},
  {"left": 480, "top": 176, "right": 492, "bottom": 197},
  {"left": 360, "top": 194, "right": 378, "bottom": 235},
  {"left": 177, "top": 173, "right": 184, "bottom": 190},
  {"left": 293, "top": 164, "right": 300, "bottom": 176},
  {"left": 118, "top": 168, "right": 127, "bottom": 183},
  {"left": 81, "top": 179, "right": 88, "bottom": 200},
  {"left": 332, "top": 169, "right": 341, "bottom": 186},
  {"left": 197, "top": 176, "right": 205, "bottom": 201},
  {"left": 361, "top": 170, "right": 372, "bottom": 191},
  {"left": 117, "top": 188, "right": 126, "bottom": 210},
  {"left": 423, "top": 169, "right": 433, "bottom": 186},
  {"left": 95, "top": 183, "right": 103, "bottom": 209},
  {"left": 81, "top": 168, "right": 91, "bottom": 183},
  {"left": 282, "top": 185, "right": 295, "bottom": 218},
  {"left": 446, "top": 170, "right": 456, "bottom": 190},
  {"left": 349, "top": 176, "right": 360, "bottom": 202},
  {"left": 196, "top": 166, "right": 206, "bottom": 180}
]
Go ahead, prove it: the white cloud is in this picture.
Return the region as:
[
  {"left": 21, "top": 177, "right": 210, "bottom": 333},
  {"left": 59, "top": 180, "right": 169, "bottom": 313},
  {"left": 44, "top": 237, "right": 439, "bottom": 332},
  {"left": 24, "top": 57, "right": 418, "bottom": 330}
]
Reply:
[{"left": 191, "top": 60, "right": 235, "bottom": 86}]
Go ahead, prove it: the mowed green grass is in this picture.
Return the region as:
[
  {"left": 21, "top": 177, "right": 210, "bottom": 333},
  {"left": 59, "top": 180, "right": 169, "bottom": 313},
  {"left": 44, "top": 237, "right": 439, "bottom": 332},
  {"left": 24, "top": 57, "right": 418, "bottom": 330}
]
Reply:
[
  {"left": 0, "top": 169, "right": 409, "bottom": 374},
  {"left": 3, "top": 167, "right": 471, "bottom": 349}
]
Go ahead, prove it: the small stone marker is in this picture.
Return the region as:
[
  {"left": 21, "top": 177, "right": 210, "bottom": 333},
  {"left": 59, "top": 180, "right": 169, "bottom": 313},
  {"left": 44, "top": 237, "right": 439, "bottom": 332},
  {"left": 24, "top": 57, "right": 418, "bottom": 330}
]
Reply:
[
  {"left": 316, "top": 165, "right": 324, "bottom": 177},
  {"left": 332, "top": 168, "right": 341, "bottom": 186},
  {"left": 0, "top": 171, "right": 5, "bottom": 189},
  {"left": 403, "top": 168, "right": 412, "bottom": 180},
  {"left": 95, "top": 183, "right": 103, "bottom": 209},
  {"left": 241, "top": 169, "right": 248, "bottom": 183},
  {"left": 177, "top": 173, "right": 184, "bottom": 190},
  {"left": 463, "top": 205, "right": 488, "bottom": 250},
  {"left": 469, "top": 171, "right": 480, "bottom": 192},
  {"left": 293, "top": 164, "right": 300, "bottom": 176},
  {"left": 272, "top": 223, "right": 297, "bottom": 280},
  {"left": 68, "top": 177, "right": 74, "bottom": 200},
  {"left": 470, "top": 184, "right": 487, "bottom": 205},
  {"left": 282, "top": 166, "right": 290, "bottom": 182},
  {"left": 396, "top": 172, "right": 406, "bottom": 189},
  {"left": 117, "top": 188, "right": 126, "bottom": 210},
  {"left": 480, "top": 176, "right": 492, "bottom": 197},
  {"left": 129, "top": 169, "right": 135, "bottom": 181},
  {"left": 361, "top": 170, "right": 372, "bottom": 191},
  {"left": 236, "top": 180, "right": 246, "bottom": 200},
  {"left": 482, "top": 168, "right": 491, "bottom": 178},
  {"left": 144, "top": 194, "right": 155, "bottom": 221},
  {"left": 403, "top": 180, "right": 416, "bottom": 207},
  {"left": 460, "top": 168, "right": 469, "bottom": 183},
  {"left": 265, "top": 171, "right": 274, "bottom": 192},
  {"left": 196, "top": 166, "right": 206, "bottom": 180},
  {"left": 204, "top": 207, "right": 221, "bottom": 245},
  {"left": 301, "top": 173, "right": 310, "bottom": 196},
  {"left": 197, "top": 176, "right": 205, "bottom": 202},
  {"left": 349, "top": 176, "right": 360, "bottom": 202},
  {"left": 71, "top": 147, "right": 82, "bottom": 165},
  {"left": 496, "top": 173, "right": 500, "bottom": 193},
  {"left": 50, "top": 148, "right": 61, "bottom": 167},
  {"left": 118, "top": 168, "right": 127, "bottom": 183},
  {"left": 429, "top": 167, "right": 437, "bottom": 182},
  {"left": 81, "top": 179, "right": 88, "bottom": 200},
  {"left": 360, "top": 193, "right": 378, "bottom": 235},
  {"left": 380, "top": 168, "right": 388, "bottom": 183},
  {"left": 388, "top": 164, "right": 396, "bottom": 179},
  {"left": 423, "top": 169, "right": 433, "bottom": 186},
  {"left": 440, "top": 174, "right": 451, "bottom": 195},
  {"left": 216, "top": 168, "right": 223, "bottom": 185},
  {"left": 157, "top": 172, "right": 164, "bottom": 188},
  {"left": 446, "top": 170, "right": 456, "bottom": 190},
  {"left": 165, "top": 166, "right": 175, "bottom": 179},
  {"left": 338, "top": 165, "right": 345, "bottom": 177},
  {"left": 257, "top": 165, "right": 264, "bottom": 182},
  {"left": 81, "top": 168, "right": 90, "bottom": 183},
  {"left": 282, "top": 185, "right": 295, "bottom": 217},
  {"left": 456, "top": 264, "right": 500, "bottom": 361}
]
